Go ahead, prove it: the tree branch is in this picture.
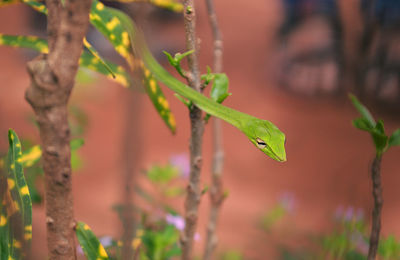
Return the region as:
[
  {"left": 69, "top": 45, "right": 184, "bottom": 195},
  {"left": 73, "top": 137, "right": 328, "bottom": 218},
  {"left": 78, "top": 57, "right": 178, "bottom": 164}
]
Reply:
[
  {"left": 180, "top": 1, "right": 205, "bottom": 259},
  {"left": 203, "top": 0, "right": 225, "bottom": 259},
  {"left": 25, "top": 0, "right": 92, "bottom": 259},
  {"left": 367, "top": 155, "right": 383, "bottom": 260}
]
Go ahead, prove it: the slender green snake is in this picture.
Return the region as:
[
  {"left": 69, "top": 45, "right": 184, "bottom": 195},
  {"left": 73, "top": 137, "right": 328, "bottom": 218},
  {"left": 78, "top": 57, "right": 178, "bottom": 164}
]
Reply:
[{"left": 111, "top": 9, "right": 286, "bottom": 162}]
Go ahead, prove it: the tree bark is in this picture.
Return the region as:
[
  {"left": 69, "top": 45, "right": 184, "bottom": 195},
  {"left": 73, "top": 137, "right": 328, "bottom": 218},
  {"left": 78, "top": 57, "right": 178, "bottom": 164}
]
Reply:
[{"left": 25, "top": 0, "right": 92, "bottom": 259}]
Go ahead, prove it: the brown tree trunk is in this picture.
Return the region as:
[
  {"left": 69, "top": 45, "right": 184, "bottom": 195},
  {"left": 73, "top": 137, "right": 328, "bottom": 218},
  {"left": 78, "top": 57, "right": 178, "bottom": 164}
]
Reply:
[{"left": 25, "top": 0, "right": 92, "bottom": 259}]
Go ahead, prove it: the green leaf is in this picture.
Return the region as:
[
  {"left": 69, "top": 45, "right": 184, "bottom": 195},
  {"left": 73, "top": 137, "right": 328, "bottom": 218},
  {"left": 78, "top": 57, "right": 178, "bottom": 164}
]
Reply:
[
  {"left": 0, "top": 130, "right": 32, "bottom": 259},
  {"left": 146, "top": 164, "right": 179, "bottom": 184},
  {"left": 76, "top": 222, "right": 109, "bottom": 260},
  {"left": 371, "top": 131, "right": 388, "bottom": 155},
  {"left": 89, "top": 0, "right": 134, "bottom": 68},
  {"left": 163, "top": 50, "right": 194, "bottom": 78},
  {"left": 0, "top": 0, "right": 19, "bottom": 8},
  {"left": 210, "top": 73, "right": 231, "bottom": 103},
  {"left": 91, "top": 3, "right": 177, "bottom": 133},
  {"left": 71, "top": 139, "right": 85, "bottom": 150},
  {"left": 205, "top": 73, "right": 231, "bottom": 122},
  {"left": 142, "top": 66, "right": 176, "bottom": 133},
  {"left": 388, "top": 129, "right": 400, "bottom": 148},
  {"left": 0, "top": 34, "right": 132, "bottom": 87},
  {"left": 22, "top": 0, "right": 47, "bottom": 14},
  {"left": 349, "top": 94, "right": 376, "bottom": 128},
  {"left": 83, "top": 38, "right": 116, "bottom": 79},
  {"left": 108, "top": 0, "right": 183, "bottom": 13},
  {"left": 352, "top": 117, "right": 374, "bottom": 132},
  {"left": 375, "top": 120, "right": 386, "bottom": 135},
  {"left": 19, "top": 1, "right": 123, "bottom": 83},
  {"left": 0, "top": 33, "right": 48, "bottom": 53}
]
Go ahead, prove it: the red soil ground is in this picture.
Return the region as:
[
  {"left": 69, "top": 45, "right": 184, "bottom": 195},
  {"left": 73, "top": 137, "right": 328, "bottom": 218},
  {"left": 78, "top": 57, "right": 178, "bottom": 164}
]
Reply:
[{"left": 0, "top": 1, "right": 399, "bottom": 259}]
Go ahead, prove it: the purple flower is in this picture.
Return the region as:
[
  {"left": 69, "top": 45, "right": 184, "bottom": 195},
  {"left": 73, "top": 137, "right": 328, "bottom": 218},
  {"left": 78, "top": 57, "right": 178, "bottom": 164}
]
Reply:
[
  {"left": 351, "top": 231, "right": 368, "bottom": 255},
  {"left": 278, "top": 192, "right": 295, "bottom": 213},
  {"left": 170, "top": 154, "right": 190, "bottom": 178},
  {"left": 166, "top": 214, "right": 185, "bottom": 231},
  {"left": 194, "top": 233, "right": 201, "bottom": 241},
  {"left": 99, "top": 236, "right": 113, "bottom": 247},
  {"left": 344, "top": 207, "right": 355, "bottom": 221}
]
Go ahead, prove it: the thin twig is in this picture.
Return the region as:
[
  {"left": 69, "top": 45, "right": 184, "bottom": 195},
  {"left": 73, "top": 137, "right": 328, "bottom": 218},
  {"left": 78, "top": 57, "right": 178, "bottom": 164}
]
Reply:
[
  {"left": 367, "top": 155, "right": 383, "bottom": 260},
  {"left": 180, "top": 1, "right": 205, "bottom": 259},
  {"left": 25, "top": 0, "right": 92, "bottom": 259},
  {"left": 203, "top": 0, "right": 225, "bottom": 259}
]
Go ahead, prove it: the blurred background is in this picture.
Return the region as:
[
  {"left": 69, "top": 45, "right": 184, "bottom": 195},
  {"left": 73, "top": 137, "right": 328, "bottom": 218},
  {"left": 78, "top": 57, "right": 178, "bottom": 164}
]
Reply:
[{"left": 0, "top": 0, "right": 399, "bottom": 259}]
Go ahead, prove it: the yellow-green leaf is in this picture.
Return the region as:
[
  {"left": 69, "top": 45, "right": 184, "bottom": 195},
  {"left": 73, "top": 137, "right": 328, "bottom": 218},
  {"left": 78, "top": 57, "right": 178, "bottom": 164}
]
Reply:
[
  {"left": 0, "top": 34, "right": 132, "bottom": 87},
  {"left": 0, "top": 34, "right": 48, "bottom": 53},
  {"left": 0, "top": 0, "right": 19, "bottom": 7},
  {"left": 0, "top": 130, "right": 32, "bottom": 259},
  {"left": 90, "top": 0, "right": 134, "bottom": 69},
  {"left": 91, "top": 3, "right": 176, "bottom": 133},
  {"left": 142, "top": 65, "right": 176, "bottom": 133},
  {"left": 111, "top": 0, "right": 183, "bottom": 12},
  {"left": 76, "top": 222, "right": 109, "bottom": 260}
]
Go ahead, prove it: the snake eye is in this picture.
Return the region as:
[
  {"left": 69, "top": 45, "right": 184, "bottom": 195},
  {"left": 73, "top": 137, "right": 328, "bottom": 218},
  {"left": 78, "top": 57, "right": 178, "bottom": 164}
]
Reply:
[{"left": 256, "top": 137, "right": 266, "bottom": 149}]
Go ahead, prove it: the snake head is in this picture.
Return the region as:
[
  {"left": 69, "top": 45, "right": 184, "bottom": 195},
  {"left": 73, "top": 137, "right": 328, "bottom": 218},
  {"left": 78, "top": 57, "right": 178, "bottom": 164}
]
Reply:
[{"left": 246, "top": 119, "right": 286, "bottom": 162}]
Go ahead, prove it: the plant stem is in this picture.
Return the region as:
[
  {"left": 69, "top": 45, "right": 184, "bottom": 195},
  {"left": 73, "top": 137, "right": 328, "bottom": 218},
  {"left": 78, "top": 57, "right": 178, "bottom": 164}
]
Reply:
[
  {"left": 25, "top": 0, "right": 92, "bottom": 259},
  {"left": 181, "top": 1, "right": 204, "bottom": 259},
  {"left": 203, "top": 0, "right": 225, "bottom": 259},
  {"left": 367, "top": 154, "right": 383, "bottom": 260}
]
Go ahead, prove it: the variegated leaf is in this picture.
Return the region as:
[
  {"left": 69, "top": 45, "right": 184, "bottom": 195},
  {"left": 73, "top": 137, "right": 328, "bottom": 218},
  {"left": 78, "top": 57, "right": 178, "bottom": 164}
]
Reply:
[
  {"left": 0, "top": 34, "right": 132, "bottom": 87},
  {"left": 0, "top": 130, "right": 32, "bottom": 259},
  {"left": 91, "top": 2, "right": 176, "bottom": 133},
  {"left": 76, "top": 222, "right": 109, "bottom": 260},
  {"left": 111, "top": 0, "right": 183, "bottom": 13},
  {"left": 90, "top": 0, "right": 134, "bottom": 69},
  {"left": 142, "top": 65, "right": 176, "bottom": 133}
]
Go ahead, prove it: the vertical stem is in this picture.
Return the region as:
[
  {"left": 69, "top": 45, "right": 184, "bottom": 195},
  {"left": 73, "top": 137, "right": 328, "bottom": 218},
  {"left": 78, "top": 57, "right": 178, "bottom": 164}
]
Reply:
[
  {"left": 203, "top": 0, "right": 225, "bottom": 259},
  {"left": 181, "top": 1, "right": 205, "bottom": 259},
  {"left": 25, "top": 1, "right": 92, "bottom": 259},
  {"left": 368, "top": 155, "right": 383, "bottom": 260}
]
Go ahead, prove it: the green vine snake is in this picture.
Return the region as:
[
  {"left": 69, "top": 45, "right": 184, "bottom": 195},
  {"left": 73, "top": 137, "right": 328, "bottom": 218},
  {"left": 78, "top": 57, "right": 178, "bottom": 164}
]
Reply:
[{"left": 110, "top": 9, "right": 287, "bottom": 162}]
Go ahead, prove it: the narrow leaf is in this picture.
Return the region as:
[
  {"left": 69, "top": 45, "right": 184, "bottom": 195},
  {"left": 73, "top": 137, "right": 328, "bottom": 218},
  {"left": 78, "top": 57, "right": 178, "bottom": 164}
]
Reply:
[
  {"left": 349, "top": 94, "right": 376, "bottom": 128},
  {"left": 0, "top": 33, "right": 48, "bottom": 53},
  {"left": 83, "top": 38, "right": 116, "bottom": 79},
  {"left": 0, "top": 130, "right": 33, "bottom": 259},
  {"left": 389, "top": 129, "right": 400, "bottom": 148},
  {"left": 0, "top": 0, "right": 19, "bottom": 7},
  {"left": 89, "top": 0, "right": 135, "bottom": 69},
  {"left": 109, "top": 0, "right": 183, "bottom": 13},
  {"left": 0, "top": 138, "right": 85, "bottom": 170},
  {"left": 0, "top": 34, "right": 132, "bottom": 87},
  {"left": 142, "top": 66, "right": 176, "bottom": 133},
  {"left": 76, "top": 222, "right": 109, "bottom": 260}
]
